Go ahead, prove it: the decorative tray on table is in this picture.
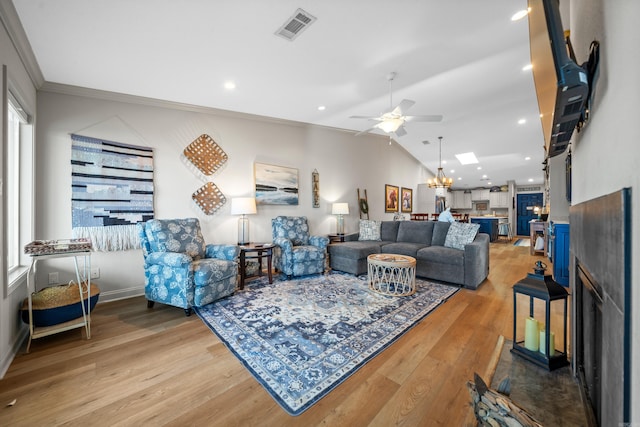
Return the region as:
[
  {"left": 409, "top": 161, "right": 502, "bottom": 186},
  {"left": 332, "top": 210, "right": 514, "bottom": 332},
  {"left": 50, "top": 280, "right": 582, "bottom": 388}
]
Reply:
[{"left": 24, "top": 238, "right": 92, "bottom": 255}]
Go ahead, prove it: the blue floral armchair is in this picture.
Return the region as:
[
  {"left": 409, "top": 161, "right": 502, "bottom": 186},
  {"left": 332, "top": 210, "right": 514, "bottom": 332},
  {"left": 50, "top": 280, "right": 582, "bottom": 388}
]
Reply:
[
  {"left": 271, "top": 216, "right": 329, "bottom": 279},
  {"left": 138, "top": 218, "right": 239, "bottom": 315}
]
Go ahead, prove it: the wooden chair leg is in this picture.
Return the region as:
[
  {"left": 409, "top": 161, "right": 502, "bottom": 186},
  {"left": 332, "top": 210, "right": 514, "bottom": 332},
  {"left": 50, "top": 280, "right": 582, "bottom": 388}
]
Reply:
[{"left": 147, "top": 300, "right": 155, "bottom": 308}]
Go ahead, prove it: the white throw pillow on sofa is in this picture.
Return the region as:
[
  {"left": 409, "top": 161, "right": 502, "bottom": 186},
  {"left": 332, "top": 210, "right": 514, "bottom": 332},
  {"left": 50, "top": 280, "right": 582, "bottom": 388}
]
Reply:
[
  {"left": 444, "top": 222, "right": 480, "bottom": 250},
  {"left": 359, "top": 220, "right": 382, "bottom": 241}
]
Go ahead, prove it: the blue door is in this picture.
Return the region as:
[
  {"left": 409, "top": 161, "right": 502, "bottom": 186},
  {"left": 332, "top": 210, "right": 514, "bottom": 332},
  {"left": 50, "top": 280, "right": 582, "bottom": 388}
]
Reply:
[{"left": 516, "top": 193, "right": 543, "bottom": 236}]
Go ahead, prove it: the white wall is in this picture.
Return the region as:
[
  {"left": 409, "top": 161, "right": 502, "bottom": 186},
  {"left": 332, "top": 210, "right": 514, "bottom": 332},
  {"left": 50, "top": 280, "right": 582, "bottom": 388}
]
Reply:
[
  {"left": 34, "top": 89, "right": 429, "bottom": 302},
  {"left": 0, "top": 11, "right": 38, "bottom": 376},
  {"left": 570, "top": 0, "right": 640, "bottom": 420}
]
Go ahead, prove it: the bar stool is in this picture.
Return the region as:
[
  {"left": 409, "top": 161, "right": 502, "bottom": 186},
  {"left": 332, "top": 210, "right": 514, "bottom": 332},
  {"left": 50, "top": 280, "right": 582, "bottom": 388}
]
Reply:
[{"left": 498, "top": 221, "right": 512, "bottom": 242}]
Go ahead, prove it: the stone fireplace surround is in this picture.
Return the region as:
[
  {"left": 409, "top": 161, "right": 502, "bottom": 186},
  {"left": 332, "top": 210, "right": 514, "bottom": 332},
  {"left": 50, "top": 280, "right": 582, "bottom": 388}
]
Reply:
[{"left": 570, "top": 188, "right": 631, "bottom": 425}]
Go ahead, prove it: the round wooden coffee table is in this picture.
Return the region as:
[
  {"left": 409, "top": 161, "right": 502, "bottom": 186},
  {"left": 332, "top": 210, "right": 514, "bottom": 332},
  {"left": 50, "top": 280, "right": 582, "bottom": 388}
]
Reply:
[{"left": 367, "top": 254, "right": 416, "bottom": 296}]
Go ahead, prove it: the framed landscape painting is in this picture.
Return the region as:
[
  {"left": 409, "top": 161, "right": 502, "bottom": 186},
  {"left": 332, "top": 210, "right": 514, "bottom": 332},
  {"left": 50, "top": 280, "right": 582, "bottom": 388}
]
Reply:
[
  {"left": 385, "top": 184, "right": 399, "bottom": 212},
  {"left": 401, "top": 187, "right": 413, "bottom": 213},
  {"left": 254, "top": 162, "right": 299, "bottom": 205}
]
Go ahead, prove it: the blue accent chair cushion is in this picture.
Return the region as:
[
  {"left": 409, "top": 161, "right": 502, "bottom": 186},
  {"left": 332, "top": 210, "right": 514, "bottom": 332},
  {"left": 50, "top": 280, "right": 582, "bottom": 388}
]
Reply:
[
  {"left": 138, "top": 218, "right": 239, "bottom": 313},
  {"left": 271, "top": 216, "right": 329, "bottom": 278}
]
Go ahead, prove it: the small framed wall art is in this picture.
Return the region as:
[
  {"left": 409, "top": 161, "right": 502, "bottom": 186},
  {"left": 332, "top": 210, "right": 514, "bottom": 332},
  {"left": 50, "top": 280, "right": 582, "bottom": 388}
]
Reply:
[
  {"left": 401, "top": 187, "right": 413, "bottom": 213},
  {"left": 312, "top": 169, "right": 320, "bottom": 208},
  {"left": 385, "top": 184, "right": 399, "bottom": 213},
  {"left": 254, "top": 162, "right": 299, "bottom": 205}
]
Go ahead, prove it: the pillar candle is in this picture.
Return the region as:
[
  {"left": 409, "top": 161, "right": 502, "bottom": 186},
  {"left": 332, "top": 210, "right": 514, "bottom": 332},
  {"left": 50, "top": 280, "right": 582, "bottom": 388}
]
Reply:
[
  {"left": 539, "top": 330, "right": 556, "bottom": 356},
  {"left": 524, "top": 317, "right": 539, "bottom": 351}
]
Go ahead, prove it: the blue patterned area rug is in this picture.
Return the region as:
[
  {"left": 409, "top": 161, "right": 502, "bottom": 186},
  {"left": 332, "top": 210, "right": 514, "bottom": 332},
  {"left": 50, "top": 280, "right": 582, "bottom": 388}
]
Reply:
[
  {"left": 195, "top": 271, "right": 459, "bottom": 415},
  {"left": 513, "top": 238, "right": 531, "bottom": 247}
]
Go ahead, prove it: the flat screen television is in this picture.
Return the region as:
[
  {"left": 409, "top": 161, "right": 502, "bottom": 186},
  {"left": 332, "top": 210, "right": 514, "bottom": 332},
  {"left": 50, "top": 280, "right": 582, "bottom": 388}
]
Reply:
[{"left": 528, "top": 0, "right": 589, "bottom": 158}]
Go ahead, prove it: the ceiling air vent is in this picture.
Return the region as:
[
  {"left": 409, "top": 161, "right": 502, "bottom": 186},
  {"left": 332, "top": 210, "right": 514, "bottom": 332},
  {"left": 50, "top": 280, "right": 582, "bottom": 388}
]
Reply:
[{"left": 275, "top": 8, "right": 316, "bottom": 41}]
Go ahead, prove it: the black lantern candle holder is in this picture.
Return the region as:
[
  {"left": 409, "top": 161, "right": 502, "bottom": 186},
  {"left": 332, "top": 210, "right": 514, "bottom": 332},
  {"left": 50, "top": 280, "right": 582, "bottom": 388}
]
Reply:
[{"left": 511, "top": 264, "right": 570, "bottom": 371}]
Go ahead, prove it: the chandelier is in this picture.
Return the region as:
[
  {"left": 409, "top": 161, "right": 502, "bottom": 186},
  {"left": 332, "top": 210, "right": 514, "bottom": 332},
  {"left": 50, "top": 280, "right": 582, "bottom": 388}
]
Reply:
[{"left": 427, "top": 136, "right": 453, "bottom": 189}]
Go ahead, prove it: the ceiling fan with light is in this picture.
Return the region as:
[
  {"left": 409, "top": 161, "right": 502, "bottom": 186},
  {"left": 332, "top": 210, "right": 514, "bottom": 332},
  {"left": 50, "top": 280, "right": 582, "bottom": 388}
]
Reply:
[{"left": 350, "top": 72, "right": 443, "bottom": 137}]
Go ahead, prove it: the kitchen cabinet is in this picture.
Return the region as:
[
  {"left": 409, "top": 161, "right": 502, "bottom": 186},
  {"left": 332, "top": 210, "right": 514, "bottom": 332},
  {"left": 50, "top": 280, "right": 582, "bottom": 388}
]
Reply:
[
  {"left": 470, "top": 217, "right": 498, "bottom": 242},
  {"left": 459, "top": 191, "right": 472, "bottom": 209},
  {"left": 447, "top": 190, "right": 471, "bottom": 209},
  {"left": 447, "top": 190, "right": 457, "bottom": 209},
  {"left": 471, "top": 188, "right": 490, "bottom": 201},
  {"left": 489, "top": 191, "right": 509, "bottom": 208},
  {"left": 550, "top": 222, "right": 570, "bottom": 286},
  {"left": 449, "top": 190, "right": 472, "bottom": 209}
]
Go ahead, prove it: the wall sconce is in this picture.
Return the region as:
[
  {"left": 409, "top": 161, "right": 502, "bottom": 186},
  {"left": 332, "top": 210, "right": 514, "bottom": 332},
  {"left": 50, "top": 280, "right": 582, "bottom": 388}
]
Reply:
[
  {"left": 331, "top": 203, "right": 349, "bottom": 235},
  {"left": 231, "top": 197, "right": 257, "bottom": 245}
]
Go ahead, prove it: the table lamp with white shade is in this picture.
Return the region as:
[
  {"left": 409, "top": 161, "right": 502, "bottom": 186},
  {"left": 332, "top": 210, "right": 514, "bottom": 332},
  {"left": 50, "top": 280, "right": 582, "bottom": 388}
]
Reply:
[
  {"left": 331, "top": 202, "right": 349, "bottom": 235},
  {"left": 231, "top": 197, "right": 257, "bottom": 245}
]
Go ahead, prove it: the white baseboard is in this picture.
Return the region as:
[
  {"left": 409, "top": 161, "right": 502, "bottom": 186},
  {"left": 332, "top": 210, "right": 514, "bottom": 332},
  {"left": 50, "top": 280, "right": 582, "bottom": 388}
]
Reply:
[
  {"left": 0, "top": 326, "right": 29, "bottom": 379},
  {"left": 98, "top": 286, "right": 144, "bottom": 303}
]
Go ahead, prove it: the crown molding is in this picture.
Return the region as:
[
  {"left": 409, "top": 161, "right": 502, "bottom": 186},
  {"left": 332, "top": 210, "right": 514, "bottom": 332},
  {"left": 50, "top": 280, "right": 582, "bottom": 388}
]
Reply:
[
  {"left": 0, "top": 1, "right": 44, "bottom": 88},
  {"left": 38, "top": 81, "right": 361, "bottom": 137}
]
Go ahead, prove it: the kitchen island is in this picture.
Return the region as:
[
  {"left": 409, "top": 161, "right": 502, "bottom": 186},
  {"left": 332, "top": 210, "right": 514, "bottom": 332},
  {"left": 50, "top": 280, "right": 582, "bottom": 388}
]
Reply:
[{"left": 469, "top": 216, "right": 507, "bottom": 242}]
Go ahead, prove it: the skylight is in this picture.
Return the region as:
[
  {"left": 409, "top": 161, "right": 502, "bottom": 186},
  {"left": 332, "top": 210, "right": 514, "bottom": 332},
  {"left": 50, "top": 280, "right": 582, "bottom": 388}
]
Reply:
[{"left": 455, "top": 152, "right": 479, "bottom": 165}]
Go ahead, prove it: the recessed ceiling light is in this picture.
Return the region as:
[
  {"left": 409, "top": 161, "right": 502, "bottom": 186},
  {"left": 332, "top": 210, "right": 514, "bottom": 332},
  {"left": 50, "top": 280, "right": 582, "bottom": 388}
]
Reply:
[
  {"left": 458, "top": 177, "right": 462, "bottom": 180},
  {"left": 488, "top": 182, "right": 492, "bottom": 185},
  {"left": 511, "top": 8, "right": 530, "bottom": 21},
  {"left": 482, "top": 174, "right": 488, "bottom": 179},
  {"left": 455, "top": 152, "right": 479, "bottom": 165},
  {"left": 442, "top": 160, "right": 447, "bottom": 165},
  {"left": 450, "top": 169, "right": 455, "bottom": 173},
  {"left": 224, "top": 81, "right": 236, "bottom": 90},
  {"left": 525, "top": 156, "right": 531, "bottom": 160},
  {"left": 477, "top": 166, "right": 482, "bottom": 170},
  {"left": 518, "top": 118, "right": 526, "bottom": 125},
  {"left": 522, "top": 63, "right": 533, "bottom": 71},
  {"left": 528, "top": 178, "right": 534, "bottom": 182},
  {"left": 317, "top": 105, "right": 326, "bottom": 111}
]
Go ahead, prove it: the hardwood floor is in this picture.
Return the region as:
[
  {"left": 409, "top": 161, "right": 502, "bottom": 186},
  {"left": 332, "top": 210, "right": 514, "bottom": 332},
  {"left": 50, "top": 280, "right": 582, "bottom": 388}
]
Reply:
[{"left": 1, "top": 241, "right": 551, "bottom": 426}]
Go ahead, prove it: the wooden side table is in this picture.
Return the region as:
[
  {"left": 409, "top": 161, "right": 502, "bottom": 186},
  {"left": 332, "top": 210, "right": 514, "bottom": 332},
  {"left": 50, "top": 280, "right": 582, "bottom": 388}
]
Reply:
[
  {"left": 328, "top": 233, "right": 346, "bottom": 243},
  {"left": 238, "top": 243, "right": 275, "bottom": 289}
]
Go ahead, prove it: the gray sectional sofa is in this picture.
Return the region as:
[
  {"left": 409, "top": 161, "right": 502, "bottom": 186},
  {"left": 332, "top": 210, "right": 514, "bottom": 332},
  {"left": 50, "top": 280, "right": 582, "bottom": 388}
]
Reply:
[{"left": 328, "top": 220, "right": 490, "bottom": 289}]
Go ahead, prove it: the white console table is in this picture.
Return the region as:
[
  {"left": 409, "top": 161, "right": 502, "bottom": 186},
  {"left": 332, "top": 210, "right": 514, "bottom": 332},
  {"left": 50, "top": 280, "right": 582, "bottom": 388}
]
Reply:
[{"left": 26, "top": 250, "right": 92, "bottom": 352}]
